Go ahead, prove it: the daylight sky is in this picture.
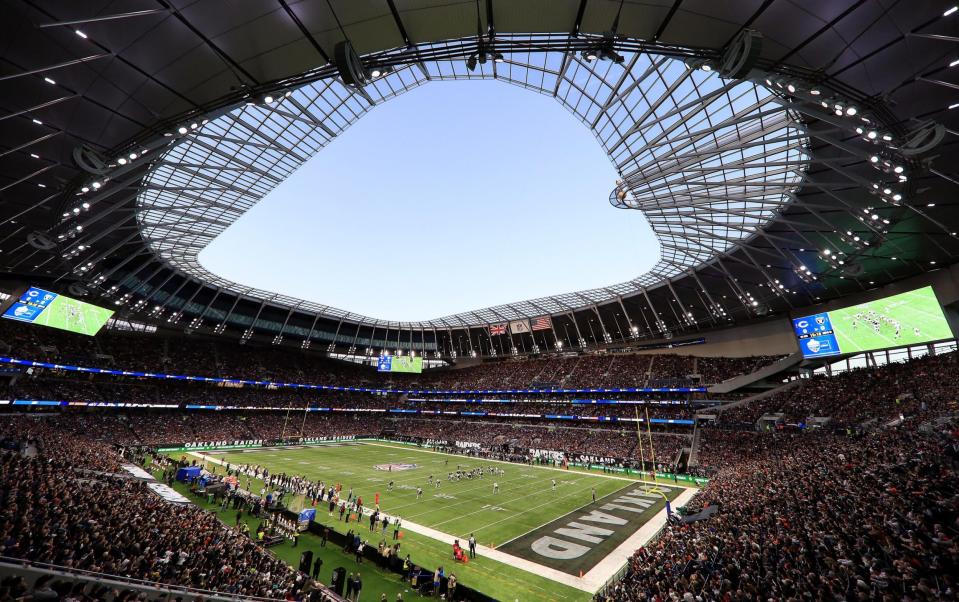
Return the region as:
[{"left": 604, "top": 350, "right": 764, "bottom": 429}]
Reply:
[{"left": 199, "top": 80, "right": 659, "bottom": 322}]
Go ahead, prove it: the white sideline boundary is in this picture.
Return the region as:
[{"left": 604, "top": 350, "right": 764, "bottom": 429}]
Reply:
[{"left": 187, "top": 443, "right": 698, "bottom": 593}]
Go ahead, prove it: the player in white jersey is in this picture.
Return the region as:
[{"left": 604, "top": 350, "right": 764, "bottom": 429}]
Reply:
[
  {"left": 551, "top": 479, "right": 556, "bottom": 491},
  {"left": 492, "top": 482, "right": 499, "bottom": 494}
]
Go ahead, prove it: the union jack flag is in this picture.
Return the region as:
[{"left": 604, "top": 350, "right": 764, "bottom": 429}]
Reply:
[
  {"left": 489, "top": 323, "right": 507, "bottom": 336},
  {"left": 531, "top": 316, "right": 553, "bottom": 331}
]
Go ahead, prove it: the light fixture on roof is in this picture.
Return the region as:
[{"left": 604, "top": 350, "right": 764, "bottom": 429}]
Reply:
[
  {"left": 466, "top": 54, "right": 478, "bottom": 71},
  {"left": 263, "top": 94, "right": 274, "bottom": 104},
  {"left": 493, "top": 52, "right": 504, "bottom": 63},
  {"left": 945, "top": 6, "right": 958, "bottom": 16},
  {"left": 44, "top": 77, "right": 56, "bottom": 85},
  {"left": 117, "top": 157, "right": 127, "bottom": 165},
  {"left": 32, "top": 118, "right": 42, "bottom": 125},
  {"left": 581, "top": 49, "right": 598, "bottom": 61},
  {"left": 601, "top": 47, "right": 625, "bottom": 63},
  {"left": 177, "top": 126, "right": 188, "bottom": 135},
  {"left": 950, "top": 103, "right": 959, "bottom": 110},
  {"left": 368, "top": 66, "right": 393, "bottom": 79},
  {"left": 75, "top": 29, "right": 88, "bottom": 38}
]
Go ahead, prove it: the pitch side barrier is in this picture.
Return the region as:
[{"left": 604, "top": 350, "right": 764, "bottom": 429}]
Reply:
[{"left": 0, "top": 356, "right": 706, "bottom": 395}]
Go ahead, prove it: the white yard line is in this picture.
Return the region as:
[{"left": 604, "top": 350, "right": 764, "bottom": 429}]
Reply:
[{"left": 188, "top": 445, "right": 698, "bottom": 593}]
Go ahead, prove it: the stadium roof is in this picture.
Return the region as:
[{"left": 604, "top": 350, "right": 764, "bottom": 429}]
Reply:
[{"left": 1, "top": 1, "right": 958, "bottom": 350}]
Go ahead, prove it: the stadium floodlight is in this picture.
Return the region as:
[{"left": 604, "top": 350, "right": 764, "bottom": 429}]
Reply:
[
  {"left": 493, "top": 52, "right": 504, "bottom": 63},
  {"left": 177, "top": 126, "right": 187, "bottom": 134},
  {"left": 466, "top": 54, "right": 477, "bottom": 71},
  {"left": 581, "top": 49, "right": 598, "bottom": 61},
  {"left": 600, "top": 47, "right": 624, "bottom": 63}
]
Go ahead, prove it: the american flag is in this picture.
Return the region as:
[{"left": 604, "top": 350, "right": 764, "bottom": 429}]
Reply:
[
  {"left": 531, "top": 316, "right": 552, "bottom": 331},
  {"left": 489, "top": 323, "right": 507, "bottom": 336}
]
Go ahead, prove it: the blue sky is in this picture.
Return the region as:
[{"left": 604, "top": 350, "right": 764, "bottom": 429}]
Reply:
[{"left": 199, "top": 80, "right": 658, "bottom": 322}]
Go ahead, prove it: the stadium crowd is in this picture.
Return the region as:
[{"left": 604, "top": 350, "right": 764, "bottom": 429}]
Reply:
[
  {"left": 718, "top": 350, "right": 959, "bottom": 427},
  {"left": 6, "top": 373, "right": 703, "bottom": 420},
  {"left": 599, "top": 424, "right": 959, "bottom": 601},
  {"left": 0, "top": 320, "right": 781, "bottom": 389},
  {"left": 0, "top": 416, "right": 313, "bottom": 600}
]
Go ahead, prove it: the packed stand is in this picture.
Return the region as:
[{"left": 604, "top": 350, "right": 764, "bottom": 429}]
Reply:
[
  {"left": 0, "top": 414, "right": 327, "bottom": 599},
  {"left": 718, "top": 350, "right": 959, "bottom": 427},
  {"left": 599, "top": 425, "right": 959, "bottom": 601}
]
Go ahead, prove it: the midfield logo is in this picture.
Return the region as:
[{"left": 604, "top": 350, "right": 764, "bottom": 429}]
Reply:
[{"left": 373, "top": 463, "right": 419, "bottom": 471}]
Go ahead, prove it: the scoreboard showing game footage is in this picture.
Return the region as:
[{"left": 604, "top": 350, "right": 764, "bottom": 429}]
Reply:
[
  {"left": 793, "top": 286, "right": 953, "bottom": 359},
  {"left": 376, "top": 355, "right": 424, "bottom": 373},
  {"left": 2, "top": 286, "right": 114, "bottom": 336}
]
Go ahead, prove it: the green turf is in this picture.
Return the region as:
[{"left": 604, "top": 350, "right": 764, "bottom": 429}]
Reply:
[
  {"left": 829, "top": 286, "right": 952, "bottom": 353},
  {"left": 176, "top": 441, "right": 687, "bottom": 602}
]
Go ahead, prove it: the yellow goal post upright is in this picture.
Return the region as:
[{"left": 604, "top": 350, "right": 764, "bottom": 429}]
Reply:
[
  {"left": 645, "top": 406, "right": 657, "bottom": 479},
  {"left": 633, "top": 405, "right": 648, "bottom": 492}
]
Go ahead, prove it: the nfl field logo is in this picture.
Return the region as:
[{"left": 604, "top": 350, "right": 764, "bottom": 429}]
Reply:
[{"left": 374, "top": 463, "right": 418, "bottom": 471}]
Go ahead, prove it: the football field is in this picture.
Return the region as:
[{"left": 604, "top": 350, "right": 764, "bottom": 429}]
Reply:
[{"left": 184, "top": 441, "right": 691, "bottom": 601}]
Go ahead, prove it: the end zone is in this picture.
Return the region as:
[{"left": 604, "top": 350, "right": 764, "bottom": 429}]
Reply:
[{"left": 499, "top": 483, "right": 684, "bottom": 576}]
